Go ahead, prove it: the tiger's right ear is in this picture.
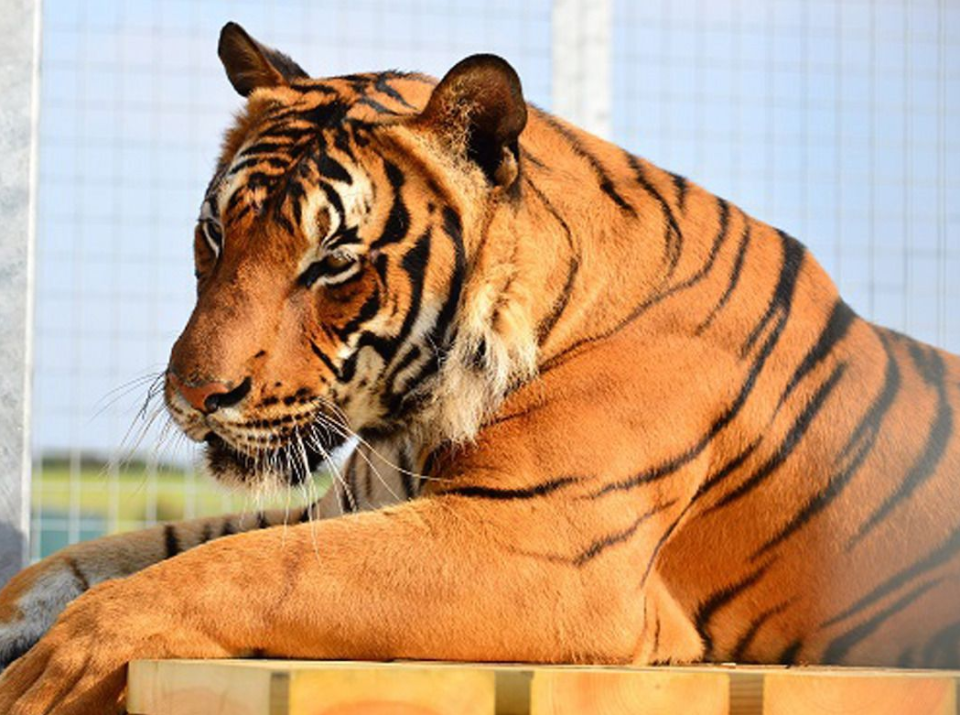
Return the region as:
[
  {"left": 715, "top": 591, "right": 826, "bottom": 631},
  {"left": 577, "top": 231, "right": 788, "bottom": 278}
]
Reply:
[
  {"left": 218, "top": 22, "right": 309, "bottom": 97},
  {"left": 416, "top": 54, "right": 527, "bottom": 188}
]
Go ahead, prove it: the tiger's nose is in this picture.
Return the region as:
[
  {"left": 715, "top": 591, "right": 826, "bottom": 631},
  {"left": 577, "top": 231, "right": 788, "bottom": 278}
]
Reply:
[{"left": 168, "top": 373, "right": 252, "bottom": 414}]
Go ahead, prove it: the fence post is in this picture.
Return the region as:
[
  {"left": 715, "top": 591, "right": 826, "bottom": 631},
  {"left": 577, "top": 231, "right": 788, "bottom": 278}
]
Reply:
[
  {"left": 551, "top": 0, "right": 613, "bottom": 140},
  {"left": 0, "top": 0, "right": 41, "bottom": 584}
]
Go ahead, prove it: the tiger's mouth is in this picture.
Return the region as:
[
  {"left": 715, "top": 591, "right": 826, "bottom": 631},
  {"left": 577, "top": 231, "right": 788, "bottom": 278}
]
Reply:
[{"left": 203, "top": 426, "right": 348, "bottom": 487}]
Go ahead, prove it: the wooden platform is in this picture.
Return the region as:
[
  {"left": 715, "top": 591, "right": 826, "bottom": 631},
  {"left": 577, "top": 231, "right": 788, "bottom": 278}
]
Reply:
[{"left": 127, "top": 659, "right": 960, "bottom": 715}]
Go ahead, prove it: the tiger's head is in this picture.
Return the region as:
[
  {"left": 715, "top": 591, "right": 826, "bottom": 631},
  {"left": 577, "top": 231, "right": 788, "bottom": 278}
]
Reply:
[{"left": 164, "top": 23, "right": 537, "bottom": 487}]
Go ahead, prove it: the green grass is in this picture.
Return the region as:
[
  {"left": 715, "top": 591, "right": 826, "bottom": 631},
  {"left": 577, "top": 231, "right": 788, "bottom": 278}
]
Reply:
[{"left": 31, "top": 458, "right": 332, "bottom": 559}]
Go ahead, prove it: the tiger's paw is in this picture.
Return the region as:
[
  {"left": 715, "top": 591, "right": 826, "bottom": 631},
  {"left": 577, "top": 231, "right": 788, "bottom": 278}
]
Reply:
[
  {"left": 0, "top": 577, "right": 231, "bottom": 715},
  {"left": 0, "top": 556, "right": 90, "bottom": 671}
]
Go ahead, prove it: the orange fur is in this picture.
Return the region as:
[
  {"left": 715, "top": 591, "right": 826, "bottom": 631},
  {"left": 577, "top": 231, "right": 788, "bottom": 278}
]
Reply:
[{"left": 2, "top": 24, "right": 959, "bottom": 713}]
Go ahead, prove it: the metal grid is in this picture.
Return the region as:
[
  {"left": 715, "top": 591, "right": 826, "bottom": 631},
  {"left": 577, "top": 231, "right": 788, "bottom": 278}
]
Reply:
[
  {"left": 613, "top": 0, "right": 959, "bottom": 353},
  {"left": 27, "top": 0, "right": 958, "bottom": 560}
]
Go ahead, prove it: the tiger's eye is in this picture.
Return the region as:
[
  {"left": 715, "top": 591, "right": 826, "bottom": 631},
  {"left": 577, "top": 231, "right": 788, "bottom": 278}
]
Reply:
[
  {"left": 324, "top": 252, "right": 353, "bottom": 271},
  {"left": 298, "top": 251, "right": 358, "bottom": 288}
]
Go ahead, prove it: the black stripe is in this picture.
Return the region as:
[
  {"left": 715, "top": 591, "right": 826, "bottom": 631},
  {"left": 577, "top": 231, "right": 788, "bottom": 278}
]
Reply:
[
  {"left": 399, "top": 207, "right": 466, "bottom": 405},
  {"left": 537, "top": 110, "right": 634, "bottom": 213},
  {"left": 823, "top": 578, "right": 942, "bottom": 664},
  {"left": 341, "top": 461, "right": 359, "bottom": 512},
  {"left": 320, "top": 182, "right": 345, "bottom": 226},
  {"left": 636, "top": 196, "right": 731, "bottom": 312},
  {"left": 741, "top": 231, "right": 807, "bottom": 358},
  {"left": 357, "top": 96, "right": 396, "bottom": 115},
  {"left": 484, "top": 399, "right": 550, "bottom": 429},
  {"left": 286, "top": 178, "right": 306, "bottom": 228},
  {"left": 299, "top": 502, "right": 316, "bottom": 522},
  {"left": 310, "top": 339, "right": 340, "bottom": 379},
  {"left": 199, "top": 523, "right": 214, "bottom": 544},
  {"left": 338, "top": 352, "right": 359, "bottom": 383},
  {"left": 625, "top": 154, "right": 684, "bottom": 282},
  {"left": 921, "top": 620, "right": 960, "bottom": 668},
  {"left": 163, "top": 524, "right": 181, "bottom": 558},
  {"left": 671, "top": 172, "right": 689, "bottom": 212},
  {"left": 778, "top": 639, "right": 803, "bottom": 665},
  {"left": 906, "top": 340, "right": 940, "bottom": 382},
  {"left": 257, "top": 511, "right": 270, "bottom": 529},
  {"left": 440, "top": 475, "right": 578, "bottom": 501},
  {"left": 390, "top": 228, "right": 432, "bottom": 350},
  {"left": 690, "top": 438, "right": 763, "bottom": 505},
  {"left": 398, "top": 447, "right": 417, "bottom": 500},
  {"left": 384, "top": 346, "right": 422, "bottom": 407},
  {"left": 375, "top": 74, "right": 416, "bottom": 109},
  {"left": 228, "top": 155, "right": 290, "bottom": 177},
  {"left": 361, "top": 459, "right": 373, "bottom": 501},
  {"left": 694, "top": 563, "right": 770, "bottom": 659},
  {"left": 849, "top": 347, "right": 953, "bottom": 546},
  {"left": 65, "top": 557, "right": 90, "bottom": 592},
  {"left": 326, "top": 225, "right": 362, "bottom": 251},
  {"left": 317, "top": 154, "right": 353, "bottom": 184},
  {"left": 370, "top": 160, "right": 409, "bottom": 250},
  {"left": 706, "top": 362, "right": 847, "bottom": 514},
  {"left": 333, "top": 127, "right": 356, "bottom": 161},
  {"left": 780, "top": 300, "right": 856, "bottom": 405},
  {"left": 731, "top": 600, "right": 792, "bottom": 662},
  {"left": 641, "top": 522, "right": 680, "bottom": 589},
  {"left": 272, "top": 209, "right": 297, "bottom": 237},
  {"left": 652, "top": 615, "right": 662, "bottom": 659},
  {"left": 573, "top": 499, "right": 677, "bottom": 566},
  {"left": 824, "top": 523, "right": 960, "bottom": 629},
  {"left": 524, "top": 177, "right": 579, "bottom": 343},
  {"left": 696, "top": 221, "right": 752, "bottom": 334},
  {"left": 754, "top": 336, "right": 900, "bottom": 561},
  {"left": 239, "top": 140, "right": 293, "bottom": 158},
  {"left": 220, "top": 519, "right": 235, "bottom": 537},
  {"left": 335, "top": 291, "right": 381, "bottom": 341},
  {"left": 897, "top": 646, "right": 916, "bottom": 668},
  {"left": 338, "top": 484, "right": 354, "bottom": 513}
]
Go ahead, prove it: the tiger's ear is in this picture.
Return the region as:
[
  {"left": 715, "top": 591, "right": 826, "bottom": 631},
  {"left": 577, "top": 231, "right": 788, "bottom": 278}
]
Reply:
[
  {"left": 417, "top": 54, "right": 527, "bottom": 188},
  {"left": 218, "top": 22, "right": 309, "bottom": 97}
]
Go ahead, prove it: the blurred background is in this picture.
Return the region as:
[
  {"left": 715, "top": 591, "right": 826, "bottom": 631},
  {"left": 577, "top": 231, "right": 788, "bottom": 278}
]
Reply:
[{"left": 16, "top": 0, "right": 960, "bottom": 560}]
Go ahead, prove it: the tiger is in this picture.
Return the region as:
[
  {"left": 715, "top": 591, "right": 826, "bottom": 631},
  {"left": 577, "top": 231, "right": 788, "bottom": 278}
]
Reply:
[{"left": 2, "top": 20, "right": 959, "bottom": 714}]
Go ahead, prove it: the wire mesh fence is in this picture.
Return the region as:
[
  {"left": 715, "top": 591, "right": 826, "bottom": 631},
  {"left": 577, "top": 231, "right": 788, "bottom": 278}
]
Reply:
[
  {"left": 28, "top": 0, "right": 958, "bottom": 560},
  {"left": 614, "top": 0, "right": 959, "bottom": 352}
]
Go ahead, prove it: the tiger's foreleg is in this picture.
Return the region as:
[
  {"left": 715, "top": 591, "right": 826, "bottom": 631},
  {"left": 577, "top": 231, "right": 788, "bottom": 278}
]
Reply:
[
  {"left": 0, "top": 491, "right": 676, "bottom": 713},
  {"left": 0, "top": 511, "right": 278, "bottom": 671},
  {"left": 0, "top": 455, "right": 391, "bottom": 671}
]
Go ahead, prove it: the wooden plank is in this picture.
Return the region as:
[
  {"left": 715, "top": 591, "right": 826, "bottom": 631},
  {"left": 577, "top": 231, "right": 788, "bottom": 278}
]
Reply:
[
  {"left": 286, "top": 663, "right": 495, "bottom": 715},
  {"left": 763, "top": 671, "right": 956, "bottom": 715},
  {"left": 127, "top": 660, "right": 960, "bottom": 715},
  {"left": 530, "top": 668, "right": 728, "bottom": 715},
  {"left": 127, "top": 660, "right": 279, "bottom": 715}
]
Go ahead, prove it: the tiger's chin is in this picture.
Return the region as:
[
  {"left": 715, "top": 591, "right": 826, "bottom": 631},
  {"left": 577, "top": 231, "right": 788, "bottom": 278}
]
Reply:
[{"left": 202, "top": 430, "right": 349, "bottom": 490}]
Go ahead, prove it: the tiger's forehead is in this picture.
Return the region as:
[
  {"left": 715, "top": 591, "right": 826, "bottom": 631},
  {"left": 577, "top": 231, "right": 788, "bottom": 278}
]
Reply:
[{"left": 206, "top": 92, "right": 379, "bottom": 247}]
